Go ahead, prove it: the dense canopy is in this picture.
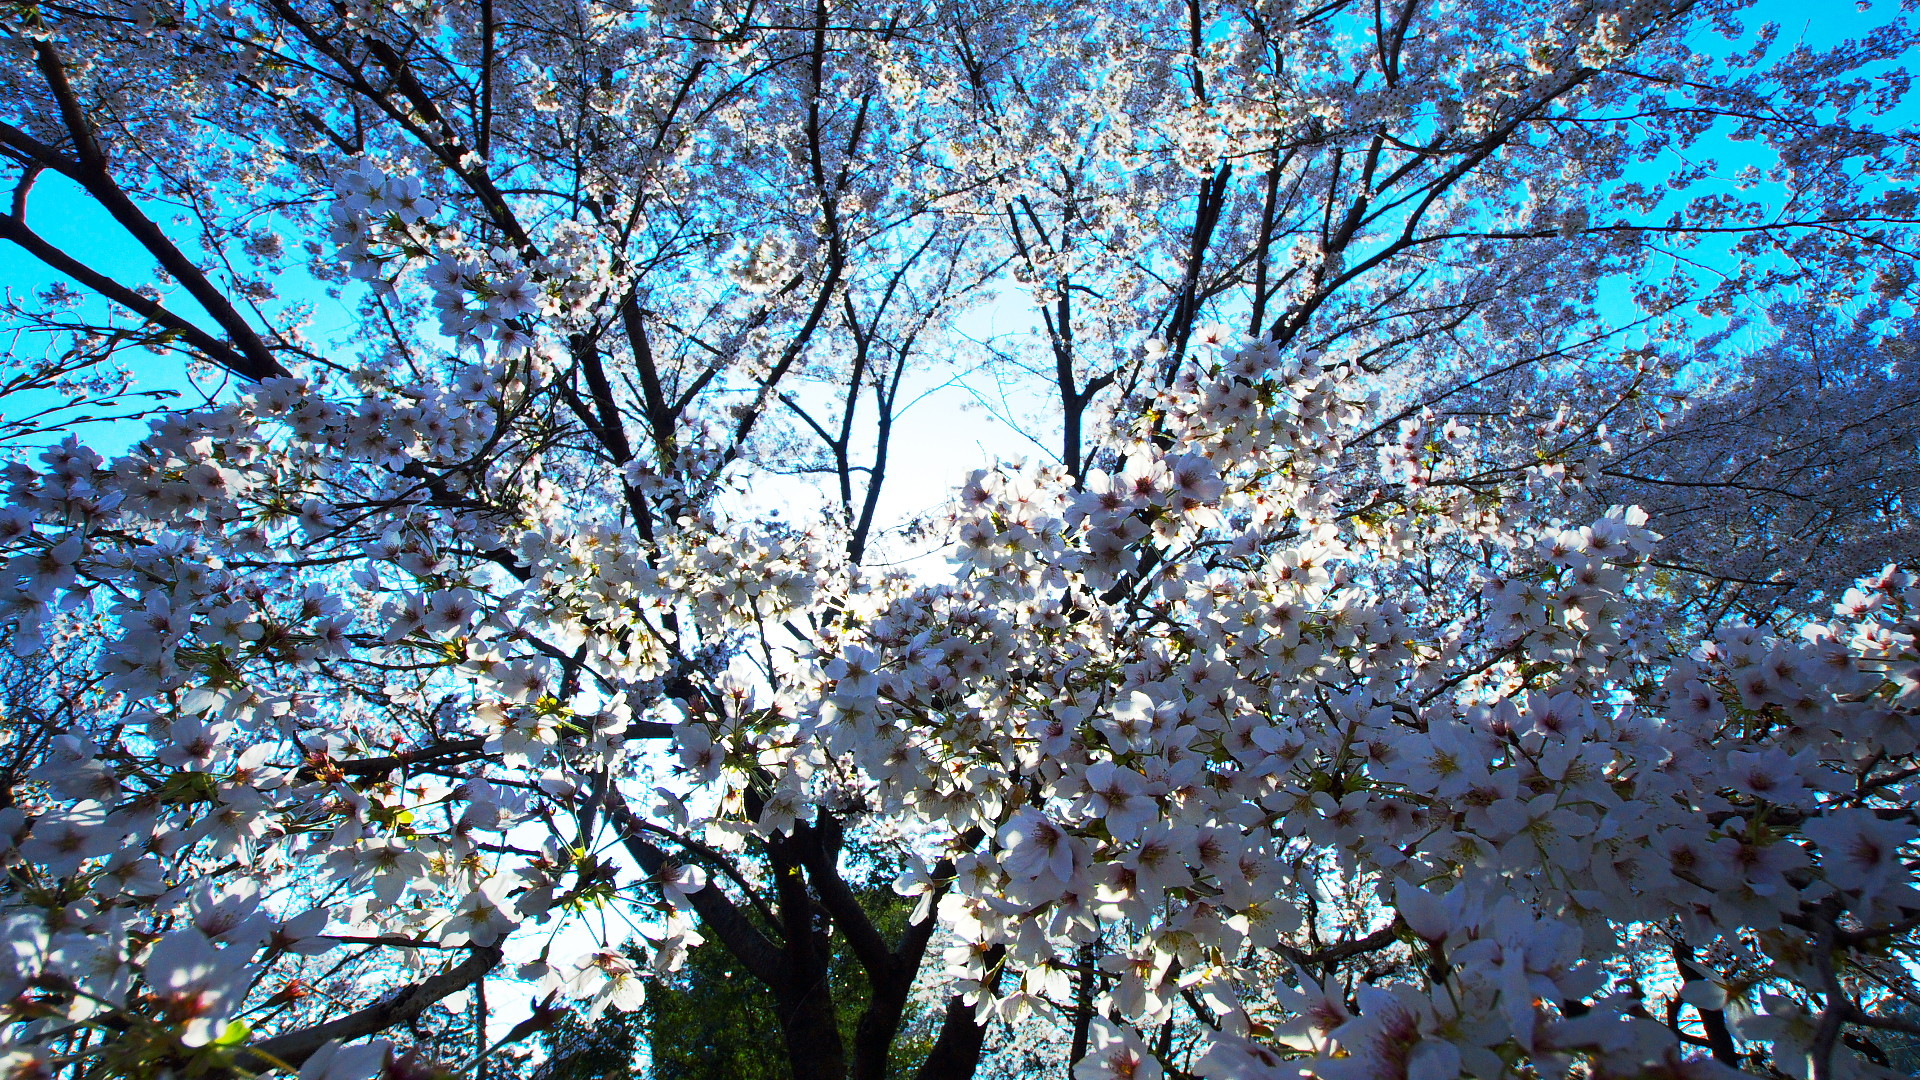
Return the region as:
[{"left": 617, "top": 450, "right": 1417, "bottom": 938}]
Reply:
[{"left": 0, "top": 0, "right": 1917, "bottom": 1078}]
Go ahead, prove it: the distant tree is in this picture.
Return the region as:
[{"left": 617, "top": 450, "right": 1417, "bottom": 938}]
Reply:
[
  {"left": 1586, "top": 302, "right": 1920, "bottom": 626},
  {"left": 520, "top": 871, "right": 932, "bottom": 1080},
  {"left": 641, "top": 934, "right": 794, "bottom": 1080},
  {"left": 644, "top": 871, "right": 936, "bottom": 1080},
  {"left": 532, "top": 1000, "right": 644, "bottom": 1080}
]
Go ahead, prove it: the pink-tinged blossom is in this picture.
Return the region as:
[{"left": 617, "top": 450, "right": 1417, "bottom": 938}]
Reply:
[
  {"left": 1802, "top": 809, "right": 1915, "bottom": 903},
  {"left": 1079, "top": 760, "right": 1155, "bottom": 842},
  {"left": 1192, "top": 1033, "right": 1290, "bottom": 1080},
  {"left": 18, "top": 805, "right": 119, "bottom": 878},
  {"left": 658, "top": 860, "right": 708, "bottom": 909},
  {"left": 565, "top": 950, "right": 648, "bottom": 1023},
  {"left": 998, "top": 808, "right": 1079, "bottom": 885},
  {"left": 140, "top": 931, "right": 249, "bottom": 1047},
  {"left": 1072, "top": 1019, "right": 1163, "bottom": 1080},
  {"left": 1271, "top": 965, "right": 1350, "bottom": 1052},
  {"left": 438, "top": 883, "right": 517, "bottom": 947}
]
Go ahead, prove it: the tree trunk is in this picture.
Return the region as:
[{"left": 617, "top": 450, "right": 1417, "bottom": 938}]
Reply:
[
  {"left": 768, "top": 821, "right": 850, "bottom": 1080},
  {"left": 912, "top": 994, "right": 991, "bottom": 1080},
  {"left": 850, "top": 965, "right": 907, "bottom": 1080},
  {"left": 913, "top": 947, "right": 1004, "bottom": 1080},
  {"left": 778, "top": 979, "right": 851, "bottom": 1080}
]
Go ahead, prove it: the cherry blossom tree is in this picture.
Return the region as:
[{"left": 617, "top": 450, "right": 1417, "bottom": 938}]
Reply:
[
  {"left": 1588, "top": 302, "right": 1920, "bottom": 627},
  {"left": 0, "top": 1, "right": 1918, "bottom": 1079}
]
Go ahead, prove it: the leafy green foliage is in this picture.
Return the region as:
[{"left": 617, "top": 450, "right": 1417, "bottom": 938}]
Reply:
[
  {"left": 531, "top": 995, "right": 647, "bottom": 1080},
  {"left": 530, "top": 878, "right": 935, "bottom": 1080},
  {"left": 645, "top": 881, "right": 936, "bottom": 1080}
]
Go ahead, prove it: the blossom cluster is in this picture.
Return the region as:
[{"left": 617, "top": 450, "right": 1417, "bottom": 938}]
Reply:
[
  {"left": 0, "top": 322, "right": 1915, "bottom": 1080},
  {"left": 774, "top": 338, "right": 1920, "bottom": 1079}
]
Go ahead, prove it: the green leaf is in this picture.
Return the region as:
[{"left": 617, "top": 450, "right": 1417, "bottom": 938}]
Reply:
[{"left": 212, "top": 1020, "right": 251, "bottom": 1047}]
